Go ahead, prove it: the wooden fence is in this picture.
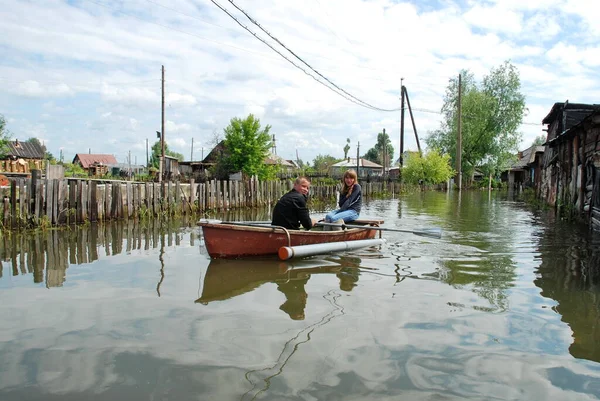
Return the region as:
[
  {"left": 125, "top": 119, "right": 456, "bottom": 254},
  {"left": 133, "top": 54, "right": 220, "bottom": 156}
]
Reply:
[{"left": 0, "top": 175, "right": 402, "bottom": 229}]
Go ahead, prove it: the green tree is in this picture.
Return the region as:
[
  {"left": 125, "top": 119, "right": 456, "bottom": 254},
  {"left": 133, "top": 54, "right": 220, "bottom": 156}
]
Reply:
[
  {"left": 222, "top": 114, "right": 272, "bottom": 180},
  {"left": 532, "top": 135, "right": 546, "bottom": 146},
  {"left": 26, "top": 137, "right": 56, "bottom": 163},
  {"left": 363, "top": 131, "right": 394, "bottom": 167},
  {"left": 0, "top": 114, "right": 12, "bottom": 157},
  {"left": 312, "top": 154, "right": 339, "bottom": 172},
  {"left": 426, "top": 61, "right": 525, "bottom": 181},
  {"left": 149, "top": 140, "right": 184, "bottom": 169},
  {"left": 343, "top": 138, "right": 351, "bottom": 159},
  {"left": 403, "top": 149, "right": 455, "bottom": 185}
]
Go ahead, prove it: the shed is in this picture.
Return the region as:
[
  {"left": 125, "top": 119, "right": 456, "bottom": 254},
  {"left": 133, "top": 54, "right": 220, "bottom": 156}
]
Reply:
[{"left": 1, "top": 139, "right": 46, "bottom": 173}]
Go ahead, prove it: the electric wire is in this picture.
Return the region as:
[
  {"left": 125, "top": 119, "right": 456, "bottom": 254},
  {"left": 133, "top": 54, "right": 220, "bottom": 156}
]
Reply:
[{"left": 211, "top": 0, "right": 400, "bottom": 112}]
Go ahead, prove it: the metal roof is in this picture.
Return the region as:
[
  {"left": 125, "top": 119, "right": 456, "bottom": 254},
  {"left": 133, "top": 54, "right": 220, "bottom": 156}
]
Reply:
[
  {"left": 73, "top": 154, "right": 118, "bottom": 169},
  {"left": 331, "top": 158, "right": 383, "bottom": 169}
]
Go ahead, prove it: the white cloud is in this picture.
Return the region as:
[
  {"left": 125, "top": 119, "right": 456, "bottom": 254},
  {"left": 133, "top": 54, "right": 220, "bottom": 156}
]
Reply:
[
  {"left": 166, "top": 93, "right": 197, "bottom": 107},
  {"left": 463, "top": 5, "right": 523, "bottom": 34},
  {"left": 165, "top": 120, "right": 192, "bottom": 134},
  {"left": 0, "top": 0, "right": 597, "bottom": 163}
]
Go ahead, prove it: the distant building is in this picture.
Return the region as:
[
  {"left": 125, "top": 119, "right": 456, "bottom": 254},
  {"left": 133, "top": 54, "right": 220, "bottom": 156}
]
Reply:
[
  {"left": 329, "top": 157, "right": 383, "bottom": 177},
  {"left": 265, "top": 152, "right": 296, "bottom": 171},
  {"left": 1, "top": 139, "right": 46, "bottom": 173},
  {"left": 501, "top": 146, "right": 545, "bottom": 190}
]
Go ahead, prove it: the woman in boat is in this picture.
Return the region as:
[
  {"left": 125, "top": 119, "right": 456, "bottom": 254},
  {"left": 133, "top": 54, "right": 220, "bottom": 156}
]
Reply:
[{"left": 325, "top": 169, "right": 362, "bottom": 224}]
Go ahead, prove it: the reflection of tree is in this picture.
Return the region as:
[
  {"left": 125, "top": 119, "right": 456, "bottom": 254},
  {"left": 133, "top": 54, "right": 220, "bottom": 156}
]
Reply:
[
  {"left": 534, "top": 227, "right": 600, "bottom": 363},
  {"left": 440, "top": 258, "right": 513, "bottom": 311},
  {"left": 402, "top": 191, "right": 518, "bottom": 310}
]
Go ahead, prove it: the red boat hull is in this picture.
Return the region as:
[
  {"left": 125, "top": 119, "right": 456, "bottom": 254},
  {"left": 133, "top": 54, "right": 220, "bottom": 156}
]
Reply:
[{"left": 199, "top": 221, "right": 382, "bottom": 259}]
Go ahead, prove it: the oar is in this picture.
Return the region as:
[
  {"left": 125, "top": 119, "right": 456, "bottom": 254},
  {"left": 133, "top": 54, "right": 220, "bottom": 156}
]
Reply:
[
  {"left": 315, "top": 222, "right": 442, "bottom": 239},
  {"left": 198, "top": 219, "right": 273, "bottom": 227}
]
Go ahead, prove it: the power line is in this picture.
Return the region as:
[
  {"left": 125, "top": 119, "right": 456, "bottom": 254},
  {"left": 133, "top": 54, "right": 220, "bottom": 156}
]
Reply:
[
  {"left": 211, "top": 0, "right": 400, "bottom": 112},
  {"left": 86, "top": 0, "right": 281, "bottom": 63}
]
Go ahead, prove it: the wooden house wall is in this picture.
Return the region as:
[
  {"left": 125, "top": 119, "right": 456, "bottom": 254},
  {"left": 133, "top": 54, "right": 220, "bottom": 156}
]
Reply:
[
  {"left": 543, "top": 114, "right": 600, "bottom": 229},
  {"left": 0, "top": 159, "right": 44, "bottom": 174}
]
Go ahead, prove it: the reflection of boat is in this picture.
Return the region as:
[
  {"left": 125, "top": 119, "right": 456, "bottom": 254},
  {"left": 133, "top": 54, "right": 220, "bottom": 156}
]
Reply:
[
  {"left": 198, "top": 220, "right": 383, "bottom": 259},
  {"left": 196, "top": 258, "right": 346, "bottom": 320}
]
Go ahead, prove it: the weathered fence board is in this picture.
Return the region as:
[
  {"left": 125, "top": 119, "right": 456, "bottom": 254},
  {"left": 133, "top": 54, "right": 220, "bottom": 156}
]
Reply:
[{"left": 0, "top": 177, "right": 401, "bottom": 229}]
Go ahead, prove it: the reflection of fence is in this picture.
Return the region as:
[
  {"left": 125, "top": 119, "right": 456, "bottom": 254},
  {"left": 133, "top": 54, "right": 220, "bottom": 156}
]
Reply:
[
  {"left": 0, "top": 175, "right": 402, "bottom": 228},
  {"left": 0, "top": 221, "right": 196, "bottom": 288}
]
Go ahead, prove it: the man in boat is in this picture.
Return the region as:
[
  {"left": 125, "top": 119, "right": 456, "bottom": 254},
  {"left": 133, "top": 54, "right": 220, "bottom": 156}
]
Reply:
[{"left": 272, "top": 176, "right": 317, "bottom": 230}]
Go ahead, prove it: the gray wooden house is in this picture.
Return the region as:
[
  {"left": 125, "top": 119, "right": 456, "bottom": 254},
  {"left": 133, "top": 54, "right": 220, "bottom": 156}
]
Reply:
[
  {"left": 1, "top": 139, "right": 46, "bottom": 174},
  {"left": 539, "top": 101, "right": 600, "bottom": 230}
]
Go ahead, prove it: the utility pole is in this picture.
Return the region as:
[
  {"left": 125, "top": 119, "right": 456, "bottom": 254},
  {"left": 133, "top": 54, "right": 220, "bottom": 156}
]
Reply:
[
  {"left": 356, "top": 142, "right": 360, "bottom": 177},
  {"left": 457, "top": 73, "right": 463, "bottom": 191},
  {"left": 146, "top": 138, "right": 149, "bottom": 167},
  {"left": 159, "top": 65, "right": 165, "bottom": 182},
  {"left": 403, "top": 87, "right": 422, "bottom": 155},
  {"left": 128, "top": 150, "right": 131, "bottom": 180},
  {"left": 191, "top": 138, "right": 194, "bottom": 161},
  {"left": 382, "top": 128, "right": 387, "bottom": 178},
  {"left": 400, "top": 80, "right": 405, "bottom": 170}
]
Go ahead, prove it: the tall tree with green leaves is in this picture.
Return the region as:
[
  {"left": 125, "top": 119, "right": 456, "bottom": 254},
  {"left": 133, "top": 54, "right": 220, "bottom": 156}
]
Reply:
[
  {"left": 149, "top": 140, "right": 184, "bottom": 169},
  {"left": 312, "top": 154, "right": 339, "bottom": 172},
  {"left": 222, "top": 114, "right": 273, "bottom": 180},
  {"left": 426, "top": 61, "right": 526, "bottom": 180},
  {"left": 0, "top": 114, "right": 12, "bottom": 157},
  {"left": 363, "top": 131, "right": 394, "bottom": 167},
  {"left": 26, "top": 137, "right": 56, "bottom": 163}
]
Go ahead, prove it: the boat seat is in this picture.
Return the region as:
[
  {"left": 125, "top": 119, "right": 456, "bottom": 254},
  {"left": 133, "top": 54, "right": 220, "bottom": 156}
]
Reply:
[{"left": 323, "top": 219, "right": 345, "bottom": 231}]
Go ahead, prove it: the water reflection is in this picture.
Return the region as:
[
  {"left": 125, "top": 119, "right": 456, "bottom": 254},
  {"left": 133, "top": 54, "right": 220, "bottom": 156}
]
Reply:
[
  {"left": 0, "top": 219, "right": 195, "bottom": 289},
  {"left": 533, "top": 219, "right": 600, "bottom": 363},
  {"left": 197, "top": 256, "right": 364, "bottom": 320}
]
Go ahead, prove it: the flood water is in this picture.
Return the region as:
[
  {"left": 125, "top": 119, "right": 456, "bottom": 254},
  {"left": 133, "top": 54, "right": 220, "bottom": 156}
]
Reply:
[{"left": 0, "top": 190, "right": 599, "bottom": 400}]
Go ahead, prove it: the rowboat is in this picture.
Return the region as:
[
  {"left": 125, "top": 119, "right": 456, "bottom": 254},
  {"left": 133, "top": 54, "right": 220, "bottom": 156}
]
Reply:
[{"left": 198, "top": 219, "right": 384, "bottom": 259}]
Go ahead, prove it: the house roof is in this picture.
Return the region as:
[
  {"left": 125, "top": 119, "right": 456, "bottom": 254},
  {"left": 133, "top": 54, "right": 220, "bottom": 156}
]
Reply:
[
  {"left": 73, "top": 154, "right": 118, "bottom": 169},
  {"left": 542, "top": 102, "right": 600, "bottom": 126},
  {"left": 509, "top": 145, "right": 545, "bottom": 170},
  {"left": 264, "top": 153, "right": 295, "bottom": 167},
  {"left": 202, "top": 141, "right": 226, "bottom": 164},
  {"left": 5, "top": 139, "right": 45, "bottom": 159},
  {"left": 331, "top": 158, "right": 383, "bottom": 169}
]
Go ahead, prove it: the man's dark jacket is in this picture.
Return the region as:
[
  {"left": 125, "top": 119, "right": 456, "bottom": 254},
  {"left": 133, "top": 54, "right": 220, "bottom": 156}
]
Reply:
[{"left": 271, "top": 189, "right": 313, "bottom": 230}]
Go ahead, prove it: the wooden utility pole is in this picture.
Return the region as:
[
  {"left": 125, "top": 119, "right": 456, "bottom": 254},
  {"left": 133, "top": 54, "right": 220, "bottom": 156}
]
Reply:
[
  {"left": 146, "top": 138, "right": 149, "bottom": 167},
  {"left": 400, "top": 80, "right": 405, "bottom": 169},
  {"left": 382, "top": 128, "right": 387, "bottom": 178},
  {"left": 159, "top": 65, "right": 165, "bottom": 182},
  {"left": 191, "top": 137, "right": 194, "bottom": 161},
  {"left": 457, "top": 73, "right": 463, "bottom": 191},
  {"left": 403, "top": 87, "right": 422, "bottom": 155},
  {"left": 356, "top": 142, "right": 360, "bottom": 176}
]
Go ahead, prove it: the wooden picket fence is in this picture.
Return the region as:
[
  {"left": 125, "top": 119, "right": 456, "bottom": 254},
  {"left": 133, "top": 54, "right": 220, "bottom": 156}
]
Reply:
[{"left": 0, "top": 175, "right": 401, "bottom": 229}]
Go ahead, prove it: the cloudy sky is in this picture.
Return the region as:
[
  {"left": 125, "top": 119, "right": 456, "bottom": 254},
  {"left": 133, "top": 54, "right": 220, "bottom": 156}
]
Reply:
[{"left": 1, "top": 0, "right": 599, "bottom": 166}]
